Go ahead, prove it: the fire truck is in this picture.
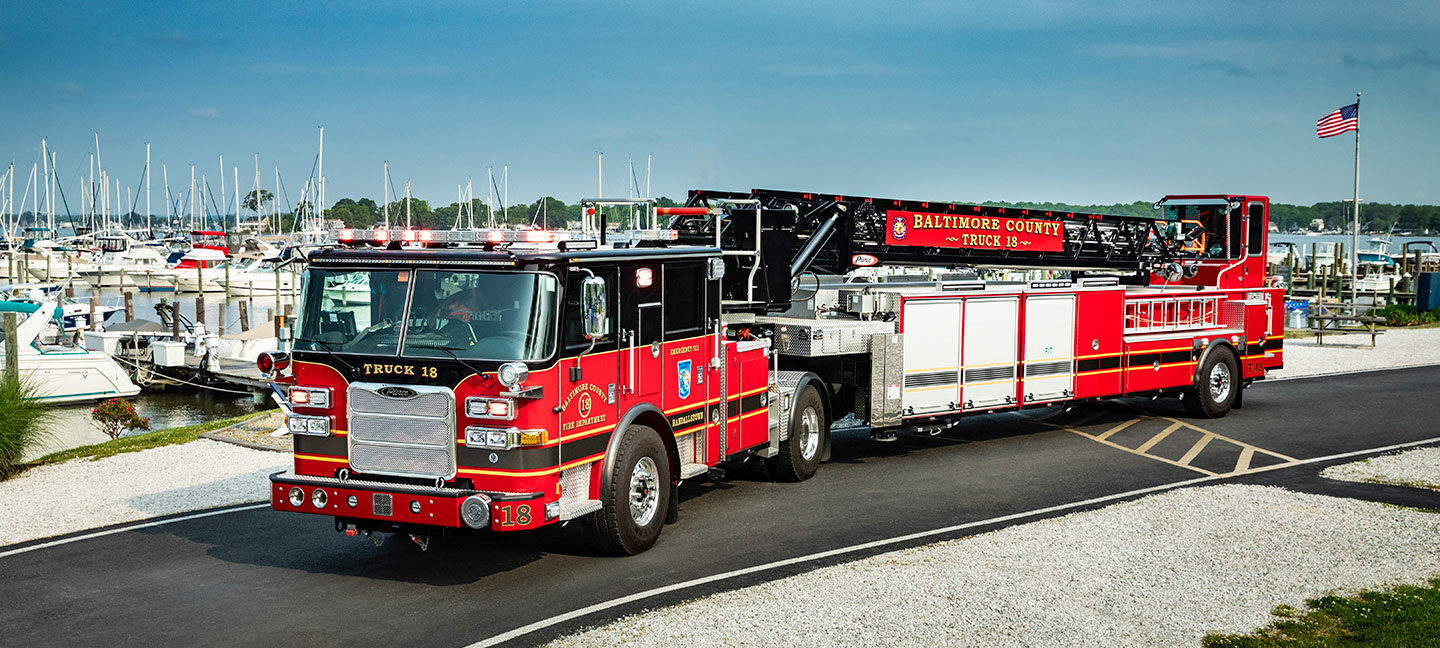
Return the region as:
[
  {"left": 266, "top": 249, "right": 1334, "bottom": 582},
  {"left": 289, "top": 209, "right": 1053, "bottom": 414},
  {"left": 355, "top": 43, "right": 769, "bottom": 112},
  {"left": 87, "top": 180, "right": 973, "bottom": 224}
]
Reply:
[{"left": 263, "top": 189, "right": 1283, "bottom": 554}]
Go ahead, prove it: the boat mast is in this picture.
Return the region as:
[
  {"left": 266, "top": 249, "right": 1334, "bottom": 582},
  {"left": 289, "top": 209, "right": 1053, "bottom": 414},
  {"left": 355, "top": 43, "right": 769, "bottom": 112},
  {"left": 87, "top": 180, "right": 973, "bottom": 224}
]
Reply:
[
  {"left": 383, "top": 161, "right": 389, "bottom": 228},
  {"left": 317, "top": 126, "right": 325, "bottom": 228},
  {"left": 145, "top": 144, "right": 152, "bottom": 232}
]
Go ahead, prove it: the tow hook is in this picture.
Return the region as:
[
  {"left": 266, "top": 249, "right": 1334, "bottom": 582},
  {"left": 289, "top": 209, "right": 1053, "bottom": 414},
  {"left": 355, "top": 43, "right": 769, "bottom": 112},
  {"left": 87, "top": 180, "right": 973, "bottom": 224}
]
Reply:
[{"left": 409, "top": 533, "right": 431, "bottom": 551}]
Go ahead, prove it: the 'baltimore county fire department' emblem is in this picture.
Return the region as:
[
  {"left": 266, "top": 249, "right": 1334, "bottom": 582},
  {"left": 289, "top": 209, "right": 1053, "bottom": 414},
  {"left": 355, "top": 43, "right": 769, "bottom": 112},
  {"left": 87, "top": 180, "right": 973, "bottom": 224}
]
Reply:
[
  {"left": 891, "top": 216, "right": 907, "bottom": 240},
  {"left": 677, "top": 360, "right": 692, "bottom": 399},
  {"left": 578, "top": 392, "right": 593, "bottom": 418}
]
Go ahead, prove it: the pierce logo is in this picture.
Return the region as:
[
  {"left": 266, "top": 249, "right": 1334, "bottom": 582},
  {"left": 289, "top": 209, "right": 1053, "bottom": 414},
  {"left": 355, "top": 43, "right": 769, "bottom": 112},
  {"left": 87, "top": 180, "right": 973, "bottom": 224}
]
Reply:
[
  {"left": 891, "top": 217, "right": 907, "bottom": 240},
  {"left": 851, "top": 254, "right": 879, "bottom": 267},
  {"left": 377, "top": 386, "right": 417, "bottom": 399}
]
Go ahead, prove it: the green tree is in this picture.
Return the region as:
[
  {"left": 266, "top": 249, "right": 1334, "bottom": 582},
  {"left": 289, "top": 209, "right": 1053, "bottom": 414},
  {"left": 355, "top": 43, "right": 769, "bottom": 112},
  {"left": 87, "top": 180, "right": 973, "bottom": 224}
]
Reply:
[{"left": 243, "top": 189, "right": 274, "bottom": 215}]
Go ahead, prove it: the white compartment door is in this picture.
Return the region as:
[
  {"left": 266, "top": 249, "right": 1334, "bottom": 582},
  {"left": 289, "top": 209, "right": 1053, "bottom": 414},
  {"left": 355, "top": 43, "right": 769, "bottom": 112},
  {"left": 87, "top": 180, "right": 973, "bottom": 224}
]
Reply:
[
  {"left": 901, "top": 299, "right": 962, "bottom": 415},
  {"left": 1023, "top": 294, "right": 1076, "bottom": 403},
  {"left": 962, "top": 297, "right": 1019, "bottom": 410}
]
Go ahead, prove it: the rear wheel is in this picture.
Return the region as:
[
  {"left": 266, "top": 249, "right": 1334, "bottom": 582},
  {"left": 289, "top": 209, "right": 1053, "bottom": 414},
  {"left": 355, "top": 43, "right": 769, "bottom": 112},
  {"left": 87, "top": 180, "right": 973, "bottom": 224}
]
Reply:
[
  {"left": 1184, "top": 347, "right": 1239, "bottom": 418},
  {"left": 769, "top": 385, "right": 825, "bottom": 482},
  {"left": 585, "top": 425, "right": 670, "bottom": 555}
]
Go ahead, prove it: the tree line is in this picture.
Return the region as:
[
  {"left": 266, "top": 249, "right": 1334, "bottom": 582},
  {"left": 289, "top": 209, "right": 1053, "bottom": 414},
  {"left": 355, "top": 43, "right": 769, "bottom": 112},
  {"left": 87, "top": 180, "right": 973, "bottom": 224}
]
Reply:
[{"left": 984, "top": 199, "right": 1440, "bottom": 234}]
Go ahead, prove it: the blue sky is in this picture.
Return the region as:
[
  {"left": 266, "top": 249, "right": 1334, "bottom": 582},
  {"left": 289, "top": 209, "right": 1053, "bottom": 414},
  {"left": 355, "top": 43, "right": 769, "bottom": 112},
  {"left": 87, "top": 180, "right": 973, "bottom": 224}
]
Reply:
[{"left": 1, "top": 0, "right": 1437, "bottom": 213}]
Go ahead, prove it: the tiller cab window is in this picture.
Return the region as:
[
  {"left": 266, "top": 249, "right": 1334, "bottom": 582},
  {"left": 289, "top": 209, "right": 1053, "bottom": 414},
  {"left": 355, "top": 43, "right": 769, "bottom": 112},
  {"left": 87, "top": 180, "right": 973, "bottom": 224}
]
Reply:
[{"left": 295, "top": 269, "right": 559, "bottom": 362}]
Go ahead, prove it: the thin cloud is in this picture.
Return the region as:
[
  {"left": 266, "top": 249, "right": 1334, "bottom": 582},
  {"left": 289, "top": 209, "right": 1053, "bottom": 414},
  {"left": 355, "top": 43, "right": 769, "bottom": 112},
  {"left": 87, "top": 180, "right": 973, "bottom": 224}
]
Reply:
[
  {"left": 59, "top": 81, "right": 85, "bottom": 96},
  {"left": 251, "top": 62, "right": 457, "bottom": 78},
  {"left": 1198, "top": 60, "right": 1284, "bottom": 78},
  {"left": 189, "top": 106, "right": 219, "bottom": 118},
  {"left": 764, "top": 64, "right": 905, "bottom": 78},
  {"left": 1342, "top": 49, "right": 1439, "bottom": 70},
  {"left": 147, "top": 32, "right": 221, "bottom": 48}
]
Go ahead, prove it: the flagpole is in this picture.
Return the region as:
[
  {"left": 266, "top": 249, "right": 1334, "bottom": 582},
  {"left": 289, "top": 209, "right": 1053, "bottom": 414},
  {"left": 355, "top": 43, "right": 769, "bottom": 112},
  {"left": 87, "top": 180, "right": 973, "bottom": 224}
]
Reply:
[{"left": 1350, "top": 91, "right": 1360, "bottom": 306}]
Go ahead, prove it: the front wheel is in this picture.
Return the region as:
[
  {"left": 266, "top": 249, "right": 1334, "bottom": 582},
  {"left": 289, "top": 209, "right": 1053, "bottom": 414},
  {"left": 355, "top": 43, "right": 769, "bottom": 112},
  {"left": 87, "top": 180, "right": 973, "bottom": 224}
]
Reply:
[
  {"left": 769, "top": 384, "right": 825, "bottom": 482},
  {"left": 1184, "top": 347, "right": 1239, "bottom": 419},
  {"left": 585, "top": 425, "right": 670, "bottom": 555}
]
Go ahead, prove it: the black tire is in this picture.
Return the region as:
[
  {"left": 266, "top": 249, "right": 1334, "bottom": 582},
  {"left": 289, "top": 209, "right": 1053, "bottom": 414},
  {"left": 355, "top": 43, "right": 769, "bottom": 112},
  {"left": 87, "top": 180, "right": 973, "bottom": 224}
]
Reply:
[
  {"left": 584, "top": 424, "right": 670, "bottom": 555},
  {"left": 768, "top": 385, "right": 825, "bottom": 482},
  {"left": 1184, "top": 347, "right": 1239, "bottom": 419}
]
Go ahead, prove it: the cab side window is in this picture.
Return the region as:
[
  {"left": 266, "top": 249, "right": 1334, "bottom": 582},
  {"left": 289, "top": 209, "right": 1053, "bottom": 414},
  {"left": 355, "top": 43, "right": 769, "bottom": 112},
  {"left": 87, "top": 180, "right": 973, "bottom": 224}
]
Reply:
[
  {"left": 664, "top": 263, "right": 704, "bottom": 340},
  {"left": 1247, "top": 203, "right": 1265, "bottom": 255},
  {"left": 563, "top": 268, "right": 618, "bottom": 353}
]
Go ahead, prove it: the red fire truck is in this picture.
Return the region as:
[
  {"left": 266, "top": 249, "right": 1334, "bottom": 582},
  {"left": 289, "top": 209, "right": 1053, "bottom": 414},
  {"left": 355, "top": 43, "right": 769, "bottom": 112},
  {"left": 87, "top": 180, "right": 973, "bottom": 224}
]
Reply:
[{"left": 263, "top": 189, "right": 1283, "bottom": 554}]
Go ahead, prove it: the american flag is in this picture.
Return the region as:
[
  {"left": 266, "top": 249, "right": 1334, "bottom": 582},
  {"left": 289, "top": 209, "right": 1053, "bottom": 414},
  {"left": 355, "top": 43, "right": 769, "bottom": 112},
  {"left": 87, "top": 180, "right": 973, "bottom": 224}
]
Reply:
[{"left": 1316, "top": 103, "right": 1358, "bottom": 138}]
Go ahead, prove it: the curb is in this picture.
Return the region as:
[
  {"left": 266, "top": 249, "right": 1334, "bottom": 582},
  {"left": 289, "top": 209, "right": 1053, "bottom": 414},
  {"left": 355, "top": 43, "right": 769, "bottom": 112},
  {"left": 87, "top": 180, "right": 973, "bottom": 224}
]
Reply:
[{"left": 197, "top": 412, "right": 290, "bottom": 454}]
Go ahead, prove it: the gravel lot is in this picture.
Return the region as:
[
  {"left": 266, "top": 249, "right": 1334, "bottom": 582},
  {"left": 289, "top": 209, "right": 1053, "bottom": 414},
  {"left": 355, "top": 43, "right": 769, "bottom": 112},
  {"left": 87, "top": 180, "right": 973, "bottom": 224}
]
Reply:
[
  {"left": 0, "top": 439, "right": 287, "bottom": 546},
  {"left": 1323, "top": 447, "right": 1440, "bottom": 491},
  {"left": 1270, "top": 325, "right": 1440, "bottom": 379},
  {"left": 550, "top": 485, "right": 1440, "bottom": 648}
]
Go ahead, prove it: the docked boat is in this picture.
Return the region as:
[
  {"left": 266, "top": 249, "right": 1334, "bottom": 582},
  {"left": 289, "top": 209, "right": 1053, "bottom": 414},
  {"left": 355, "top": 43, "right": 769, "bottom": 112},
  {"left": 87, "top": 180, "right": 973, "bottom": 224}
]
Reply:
[
  {"left": 71, "top": 233, "right": 179, "bottom": 289},
  {"left": 0, "top": 300, "right": 140, "bottom": 403}
]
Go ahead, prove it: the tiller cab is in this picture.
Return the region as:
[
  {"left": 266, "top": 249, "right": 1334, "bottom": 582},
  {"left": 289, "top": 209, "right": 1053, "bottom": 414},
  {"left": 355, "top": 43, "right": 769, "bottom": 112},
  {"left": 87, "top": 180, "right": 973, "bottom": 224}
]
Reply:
[{"left": 264, "top": 190, "right": 1283, "bottom": 554}]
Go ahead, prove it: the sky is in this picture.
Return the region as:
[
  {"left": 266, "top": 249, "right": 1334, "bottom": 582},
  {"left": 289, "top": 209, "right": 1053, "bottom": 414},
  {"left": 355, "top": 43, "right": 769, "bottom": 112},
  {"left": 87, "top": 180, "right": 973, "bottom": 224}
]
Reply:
[{"left": 1, "top": 0, "right": 1437, "bottom": 216}]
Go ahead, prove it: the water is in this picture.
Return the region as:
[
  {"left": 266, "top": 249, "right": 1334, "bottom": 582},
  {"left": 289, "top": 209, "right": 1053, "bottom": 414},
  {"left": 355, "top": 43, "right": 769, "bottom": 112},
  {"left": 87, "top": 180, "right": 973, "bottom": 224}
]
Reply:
[
  {"left": 23, "top": 390, "right": 266, "bottom": 462},
  {"left": 12, "top": 283, "right": 294, "bottom": 461},
  {"left": 1271, "top": 233, "right": 1439, "bottom": 256}
]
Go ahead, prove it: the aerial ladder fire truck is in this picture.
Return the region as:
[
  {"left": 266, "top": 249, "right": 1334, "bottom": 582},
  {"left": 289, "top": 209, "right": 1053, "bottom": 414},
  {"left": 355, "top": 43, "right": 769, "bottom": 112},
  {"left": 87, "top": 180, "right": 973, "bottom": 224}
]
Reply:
[{"left": 263, "top": 188, "right": 1283, "bottom": 554}]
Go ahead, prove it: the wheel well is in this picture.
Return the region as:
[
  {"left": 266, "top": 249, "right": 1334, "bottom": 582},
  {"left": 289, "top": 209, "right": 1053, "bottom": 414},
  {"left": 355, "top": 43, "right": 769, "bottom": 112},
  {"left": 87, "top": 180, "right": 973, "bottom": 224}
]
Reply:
[
  {"left": 1194, "top": 339, "right": 1240, "bottom": 382},
  {"left": 605, "top": 405, "right": 679, "bottom": 489}
]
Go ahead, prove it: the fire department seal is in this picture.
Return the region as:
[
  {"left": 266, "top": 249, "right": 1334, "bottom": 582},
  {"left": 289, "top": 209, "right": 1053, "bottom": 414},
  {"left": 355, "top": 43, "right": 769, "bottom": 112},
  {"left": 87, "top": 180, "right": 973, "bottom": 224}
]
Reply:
[
  {"left": 578, "top": 392, "right": 593, "bottom": 418},
  {"left": 891, "top": 216, "right": 907, "bottom": 240},
  {"left": 677, "top": 359, "right": 692, "bottom": 399}
]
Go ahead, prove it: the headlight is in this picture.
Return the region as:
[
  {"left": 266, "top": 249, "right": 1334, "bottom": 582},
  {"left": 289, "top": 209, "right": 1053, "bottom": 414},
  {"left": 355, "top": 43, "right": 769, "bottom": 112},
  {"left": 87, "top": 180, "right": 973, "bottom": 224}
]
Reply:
[
  {"left": 497, "top": 362, "right": 529, "bottom": 390},
  {"left": 289, "top": 387, "right": 331, "bottom": 408},
  {"left": 286, "top": 414, "right": 331, "bottom": 436},
  {"left": 465, "top": 396, "right": 514, "bottom": 420},
  {"left": 288, "top": 487, "right": 304, "bottom": 506},
  {"left": 464, "top": 426, "right": 544, "bottom": 450},
  {"left": 311, "top": 489, "right": 328, "bottom": 508},
  {"left": 461, "top": 494, "right": 492, "bottom": 529}
]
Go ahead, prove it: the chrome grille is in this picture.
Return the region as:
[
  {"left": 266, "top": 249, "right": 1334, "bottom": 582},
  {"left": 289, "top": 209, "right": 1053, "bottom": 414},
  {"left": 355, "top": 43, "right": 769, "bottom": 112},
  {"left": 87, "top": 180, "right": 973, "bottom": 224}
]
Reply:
[
  {"left": 350, "top": 414, "right": 452, "bottom": 446},
  {"left": 1024, "top": 360, "right": 1072, "bottom": 377},
  {"left": 347, "top": 382, "right": 456, "bottom": 480}
]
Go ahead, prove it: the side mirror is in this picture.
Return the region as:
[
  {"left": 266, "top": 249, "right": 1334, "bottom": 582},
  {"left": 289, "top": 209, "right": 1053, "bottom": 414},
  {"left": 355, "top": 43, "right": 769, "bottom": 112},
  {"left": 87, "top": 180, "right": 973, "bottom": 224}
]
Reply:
[{"left": 581, "top": 276, "right": 608, "bottom": 339}]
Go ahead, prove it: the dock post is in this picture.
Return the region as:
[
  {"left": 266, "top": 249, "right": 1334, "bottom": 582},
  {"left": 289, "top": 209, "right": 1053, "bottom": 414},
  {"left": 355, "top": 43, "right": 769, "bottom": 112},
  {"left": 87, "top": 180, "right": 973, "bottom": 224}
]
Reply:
[
  {"left": 218, "top": 307, "right": 226, "bottom": 336},
  {"left": 171, "top": 302, "right": 181, "bottom": 339},
  {"left": 239, "top": 300, "right": 250, "bottom": 332},
  {"left": 90, "top": 293, "right": 101, "bottom": 331},
  {"left": 119, "top": 268, "right": 125, "bottom": 290},
  {"left": 224, "top": 263, "right": 230, "bottom": 295},
  {"left": 4, "top": 312, "right": 18, "bottom": 384},
  {"left": 124, "top": 292, "right": 134, "bottom": 322},
  {"left": 65, "top": 282, "right": 74, "bottom": 299},
  {"left": 196, "top": 295, "right": 206, "bottom": 325},
  {"left": 196, "top": 262, "right": 203, "bottom": 294},
  {"left": 273, "top": 313, "right": 283, "bottom": 338}
]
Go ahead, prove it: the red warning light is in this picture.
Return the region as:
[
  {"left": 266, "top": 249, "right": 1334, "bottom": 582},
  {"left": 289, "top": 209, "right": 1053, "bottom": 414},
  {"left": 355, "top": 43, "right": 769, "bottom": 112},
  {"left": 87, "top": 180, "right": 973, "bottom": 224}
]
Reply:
[
  {"left": 338, "top": 229, "right": 354, "bottom": 242},
  {"left": 374, "top": 230, "right": 390, "bottom": 243},
  {"left": 419, "top": 230, "right": 434, "bottom": 242},
  {"left": 488, "top": 230, "right": 505, "bottom": 243},
  {"left": 401, "top": 230, "right": 417, "bottom": 242}
]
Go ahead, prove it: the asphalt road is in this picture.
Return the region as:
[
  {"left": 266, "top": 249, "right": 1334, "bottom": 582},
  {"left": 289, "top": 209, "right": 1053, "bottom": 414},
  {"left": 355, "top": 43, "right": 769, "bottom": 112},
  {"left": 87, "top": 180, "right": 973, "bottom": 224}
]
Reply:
[{"left": 4, "top": 366, "right": 1439, "bottom": 648}]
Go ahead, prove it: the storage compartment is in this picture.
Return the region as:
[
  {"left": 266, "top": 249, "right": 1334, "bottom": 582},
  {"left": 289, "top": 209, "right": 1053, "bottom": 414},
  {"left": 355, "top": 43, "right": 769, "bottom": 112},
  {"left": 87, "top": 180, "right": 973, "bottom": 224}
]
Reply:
[
  {"left": 962, "top": 297, "right": 1019, "bottom": 410},
  {"left": 152, "top": 340, "right": 189, "bottom": 367},
  {"left": 1022, "top": 294, "right": 1075, "bottom": 403}
]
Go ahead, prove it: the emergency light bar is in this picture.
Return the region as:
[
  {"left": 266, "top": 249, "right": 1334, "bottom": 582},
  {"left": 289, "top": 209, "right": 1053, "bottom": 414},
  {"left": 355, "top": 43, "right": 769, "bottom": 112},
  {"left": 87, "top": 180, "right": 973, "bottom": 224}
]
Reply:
[{"left": 331, "top": 227, "right": 678, "bottom": 248}]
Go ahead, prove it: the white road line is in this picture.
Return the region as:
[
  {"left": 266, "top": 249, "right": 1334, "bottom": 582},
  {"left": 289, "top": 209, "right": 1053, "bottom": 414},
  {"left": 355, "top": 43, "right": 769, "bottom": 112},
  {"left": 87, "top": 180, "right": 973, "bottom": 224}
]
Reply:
[
  {"left": 0, "top": 502, "right": 270, "bottom": 559},
  {"left": 465, "top": 434, "right": 1440, "bottom": 648}
]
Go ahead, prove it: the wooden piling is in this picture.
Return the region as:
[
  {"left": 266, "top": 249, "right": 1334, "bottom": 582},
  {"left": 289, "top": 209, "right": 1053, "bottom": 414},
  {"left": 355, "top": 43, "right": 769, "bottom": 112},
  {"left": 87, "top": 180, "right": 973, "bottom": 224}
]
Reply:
[
  {"left": 89, "top": 293, "right": 100, "bottom": 331},
  {"left": 4, "top": 312, "right": 18, "bottom": 384},
  {"left": 239, "top": 300, "right": 250, "bottom": 332},
  {"left": 195, "top": 296, "right": 206, "bottom": 326},
  {"left": 124, "top": 292, "right": 134, "bottom": 322},
  {"left": 170, "top": 302, "right": 181, "bottom": 339}
]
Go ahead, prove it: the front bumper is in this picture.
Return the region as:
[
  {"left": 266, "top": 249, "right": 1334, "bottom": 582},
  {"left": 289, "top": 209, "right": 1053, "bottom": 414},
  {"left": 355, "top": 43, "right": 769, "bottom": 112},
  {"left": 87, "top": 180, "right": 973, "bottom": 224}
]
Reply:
[{"left": 269, "top": 471, "right": 548, "bottom": 532}]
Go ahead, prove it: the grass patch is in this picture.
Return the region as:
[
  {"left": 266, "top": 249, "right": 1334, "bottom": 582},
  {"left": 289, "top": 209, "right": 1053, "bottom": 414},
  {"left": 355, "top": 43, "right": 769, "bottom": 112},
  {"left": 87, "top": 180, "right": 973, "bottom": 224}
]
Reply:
[
  {"left": 1203, "top": 578, "right": 1440, "bottom": 647},
  {"left": 27, "top": 409, "right": 278, "bottom": 468},
  {"left": 0, "top": 378, "right": 57, "bottom": 478}
]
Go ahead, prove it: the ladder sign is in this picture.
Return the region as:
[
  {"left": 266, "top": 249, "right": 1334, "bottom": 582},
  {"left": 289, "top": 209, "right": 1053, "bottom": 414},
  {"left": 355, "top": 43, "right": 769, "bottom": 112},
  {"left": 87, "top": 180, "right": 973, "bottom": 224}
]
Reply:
[{"left": 887, "top": 211, "right": 1065, "bottom": 252}]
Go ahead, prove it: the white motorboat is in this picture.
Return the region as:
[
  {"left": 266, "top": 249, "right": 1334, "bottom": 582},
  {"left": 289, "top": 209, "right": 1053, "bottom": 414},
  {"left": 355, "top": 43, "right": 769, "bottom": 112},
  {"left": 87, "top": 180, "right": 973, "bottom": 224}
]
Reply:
[
  {"left": 0, "top": 300, "right": 140, "bottom": 404},
  {"left": 71, "top": 233, "right": 177, "bottom": 289},
  {"left": 224, "top": 258, "right": 301, "bottom": 296}
]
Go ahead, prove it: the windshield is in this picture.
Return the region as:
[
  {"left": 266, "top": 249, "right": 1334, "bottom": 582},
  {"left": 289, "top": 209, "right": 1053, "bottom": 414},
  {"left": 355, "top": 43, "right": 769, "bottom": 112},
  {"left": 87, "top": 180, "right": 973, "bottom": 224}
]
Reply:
[
  {"left": 295, "top": 268, "right": 558, "bottom": 362},
  {"left": 1162, "top": 203, "right": 1236, "bottom": 260}
]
